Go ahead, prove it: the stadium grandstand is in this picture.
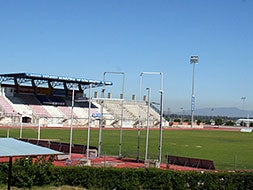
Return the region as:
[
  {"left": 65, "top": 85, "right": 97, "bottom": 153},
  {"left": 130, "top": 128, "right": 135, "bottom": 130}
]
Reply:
[{"left": 0, "top": 72, "right": 168, "bottom": 128}]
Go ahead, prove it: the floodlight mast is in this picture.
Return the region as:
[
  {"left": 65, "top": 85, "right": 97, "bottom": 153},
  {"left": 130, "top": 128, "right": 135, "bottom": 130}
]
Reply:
[
  {"left": 241, "top": 96, "right": 246, "bottom": 126},
  {"left": 190, "top": 55, "right": 198, "bottom": 128}
]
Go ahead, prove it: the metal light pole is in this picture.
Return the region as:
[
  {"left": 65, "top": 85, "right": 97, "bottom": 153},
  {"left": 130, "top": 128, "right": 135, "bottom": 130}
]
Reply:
[
  {"left": 144, "top": 87, "right": 151, "bottom": 161},
  {"left": 86, "top": 83, "right": 92, "bottom": 160},
  {"left": 190, "top": 55, "right": 198, "bottom": 128},
  {"left": 211, "top": 108, "right": 214, "bottom": 125},
  {"left": 241, "top": 96, "right": 246, "bottom": 126},
  {"left": 181, "top": 107, "right": 184, "bottom": 125},
  {"left": 99, "top": 72, "right": 125, "bottom": 158},
  {"left": 138, "top": 72, "right": 163, "bottom": 165},
  {"left": 69, "top": 84, "right": 75, "bottom": 159}
]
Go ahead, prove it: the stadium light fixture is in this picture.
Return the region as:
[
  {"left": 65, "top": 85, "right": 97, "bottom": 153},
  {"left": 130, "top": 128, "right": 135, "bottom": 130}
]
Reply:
[{"left": 190, "top": 55, "right": 198, "bottom": 128}]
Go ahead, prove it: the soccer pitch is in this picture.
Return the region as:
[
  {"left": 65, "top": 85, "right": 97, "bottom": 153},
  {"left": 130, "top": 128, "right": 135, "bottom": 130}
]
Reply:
[{"left": 1, "top": 127, "right": 253, "bottom": 170}]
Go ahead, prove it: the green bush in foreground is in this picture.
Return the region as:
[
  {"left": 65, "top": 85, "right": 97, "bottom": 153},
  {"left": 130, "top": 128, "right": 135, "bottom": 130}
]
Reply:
[{"left": 0, "top": 157, "right": 253, "bottom": 189}]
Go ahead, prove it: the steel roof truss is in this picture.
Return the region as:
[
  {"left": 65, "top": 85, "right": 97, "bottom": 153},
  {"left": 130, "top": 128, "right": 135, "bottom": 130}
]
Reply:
[
  {"left": 33, "top": 80, "right": 49, "bottom": 87},
  {"left": 16, "top": 78, "right": 32, "bottom": 86},
  {"left": 50, "top": 81, "right": 64, "bottom": 88}
]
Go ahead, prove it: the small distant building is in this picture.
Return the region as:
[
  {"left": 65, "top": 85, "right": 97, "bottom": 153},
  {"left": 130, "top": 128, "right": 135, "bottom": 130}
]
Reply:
[{"left": 235, "top": 119, "right": 253, "bottom": 127}]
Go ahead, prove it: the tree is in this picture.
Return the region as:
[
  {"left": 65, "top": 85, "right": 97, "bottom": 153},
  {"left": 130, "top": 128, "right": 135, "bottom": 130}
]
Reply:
[
  {"left": 174, "top": 118, "right": 181, "bottom": 122},
  {"left": 225, "top": 120, "right": 235, "bottom": 126},
  {"left": 215, "top": 118, "right": 223, "bottom": 125},
  {"left": 205, "top": 120, "right": 211, "bottom": 125}
]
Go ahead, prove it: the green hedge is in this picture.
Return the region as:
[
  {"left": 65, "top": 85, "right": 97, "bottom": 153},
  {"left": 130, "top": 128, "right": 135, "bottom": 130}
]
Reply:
[{"left": 0, "top": 157, "right": 253, "bottom": 189}]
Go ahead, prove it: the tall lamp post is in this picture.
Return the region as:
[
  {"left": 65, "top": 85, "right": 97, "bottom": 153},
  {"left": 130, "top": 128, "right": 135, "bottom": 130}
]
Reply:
[
  {"left": 241, "top": 96, "right": 246, "bottom": 126},
  {"left": 190, "top": 55, "right": 198, "bottom": 128},
  {"left": 181, "top": 107, "right": 184, "bottom": 125}
]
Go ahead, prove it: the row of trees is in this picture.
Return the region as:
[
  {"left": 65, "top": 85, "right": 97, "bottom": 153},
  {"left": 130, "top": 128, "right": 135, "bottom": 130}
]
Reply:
[{"left": 165, "top": 114, "right": 253, "bottom": 127}]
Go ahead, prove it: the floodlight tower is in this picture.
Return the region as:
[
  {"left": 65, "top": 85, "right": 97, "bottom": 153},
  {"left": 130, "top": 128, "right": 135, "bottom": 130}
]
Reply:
[
  {"left": 190, "top": 55, "right": 198, "bottom": 128},
  {"left": 241, "top": 96, "right": 246, "bottom": 126}
]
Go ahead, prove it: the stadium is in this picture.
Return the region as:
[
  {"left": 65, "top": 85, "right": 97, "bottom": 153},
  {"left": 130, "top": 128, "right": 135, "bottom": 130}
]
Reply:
[{"left": 0, "top": 72, "right": 216, "bottom": 166}]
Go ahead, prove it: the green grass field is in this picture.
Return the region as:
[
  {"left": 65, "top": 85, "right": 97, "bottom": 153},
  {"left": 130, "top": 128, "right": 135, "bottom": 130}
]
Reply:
[{"left": 1, "top": 127, "right": 253, "bottom": 170}]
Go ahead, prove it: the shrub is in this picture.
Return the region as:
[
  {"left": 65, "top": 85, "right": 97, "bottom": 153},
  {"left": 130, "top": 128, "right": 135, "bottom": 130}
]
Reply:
[{"left": 1, "top": 159, "right": 253, "bottom": 189}]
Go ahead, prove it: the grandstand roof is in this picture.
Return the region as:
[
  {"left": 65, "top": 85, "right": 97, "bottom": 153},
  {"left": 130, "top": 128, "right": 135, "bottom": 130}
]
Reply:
[{"left": 0, "top": 72, "right": 112, "bottom": 90}]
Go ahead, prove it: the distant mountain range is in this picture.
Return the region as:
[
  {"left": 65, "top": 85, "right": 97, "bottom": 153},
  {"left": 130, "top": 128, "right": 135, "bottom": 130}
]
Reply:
[{"left": 176, "top": 107, "right": 253, "bottom": 118}]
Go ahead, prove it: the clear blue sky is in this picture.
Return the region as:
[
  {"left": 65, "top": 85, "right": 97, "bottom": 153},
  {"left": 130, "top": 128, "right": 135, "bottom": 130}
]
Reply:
[{"left": 1, "top": 0, "right": 253, "bottom": 113}]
